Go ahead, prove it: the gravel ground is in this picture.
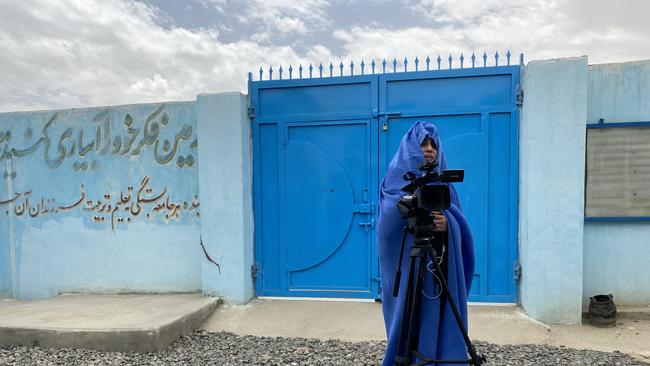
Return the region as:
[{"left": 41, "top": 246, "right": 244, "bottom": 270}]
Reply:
[{"left": 0, "top": 331, "right": 647, "bottom": 365}]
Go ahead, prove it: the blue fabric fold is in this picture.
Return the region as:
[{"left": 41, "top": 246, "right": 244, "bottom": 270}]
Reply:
[{"left": 377, "top": 121, "right": 475, "bottom": 365}]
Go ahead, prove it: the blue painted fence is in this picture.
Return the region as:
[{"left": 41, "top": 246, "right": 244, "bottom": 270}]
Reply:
[{"left": 250, "top": 52, "right": 521, "bottom": 302}]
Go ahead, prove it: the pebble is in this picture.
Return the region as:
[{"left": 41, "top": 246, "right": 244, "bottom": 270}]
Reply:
[{"left": 0, "top": 331, "right": 646, "bottom": 365}]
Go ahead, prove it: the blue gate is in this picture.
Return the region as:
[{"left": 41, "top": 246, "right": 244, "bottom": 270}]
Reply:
[{"left": 249, "top": 53, "right": 521, "bottom": 302}]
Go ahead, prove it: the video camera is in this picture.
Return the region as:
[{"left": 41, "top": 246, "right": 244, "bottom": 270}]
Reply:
[{"left": 396, "top": 159, "right": 464, "bottom": 238}]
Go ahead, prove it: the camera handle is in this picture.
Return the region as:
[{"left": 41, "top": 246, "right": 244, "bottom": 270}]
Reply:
[{"left": 393, "top": 232, "right": 485, "bottom": 366}]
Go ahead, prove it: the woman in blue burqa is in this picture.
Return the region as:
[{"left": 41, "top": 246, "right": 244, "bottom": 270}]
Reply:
[{"left": 377, "top": 121, "right": 475, "bottom": 365}]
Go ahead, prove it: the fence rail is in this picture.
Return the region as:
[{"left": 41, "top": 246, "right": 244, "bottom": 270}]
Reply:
[{"left": 250, "top": 51, "right": 524, "bottom": 81}]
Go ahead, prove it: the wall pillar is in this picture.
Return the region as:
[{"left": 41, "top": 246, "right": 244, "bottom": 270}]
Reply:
[
  {"left": 519, "top": 57, "right": 588, "bottom": 324},
  {"left": 197, "top": 92, "right": 254, "bottom": 304}
]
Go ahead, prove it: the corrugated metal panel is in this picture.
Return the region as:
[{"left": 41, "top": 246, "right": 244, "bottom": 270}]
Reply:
[{"left": 586, "top": 126, "right": 650, "bottom": 217}]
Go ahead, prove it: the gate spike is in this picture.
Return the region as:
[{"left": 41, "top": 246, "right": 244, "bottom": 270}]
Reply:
[
  {"left": 482, "top": 52, "right": 487, "bottom": 67},
  {"left": 495, "top": 51, "right": 499, "bottom": 66},
  {"left": 361, "top": 60, "right": 365, "bottom": 75},
  {"left": 269, "top": 66, "right": 273, "bottom": 80},
  {"left": 519, "top": 53, "right": 525, "bottom": 65},
  {"left": 506, "top": 50, "right": 511, "bottom": 66},
  {"left": 371, "top": 59, "right": 376, "bottom": 74},
  {"left": 436, "top": 55, "right": 441, "bottom": 70},
  {"left": 403, "top": 57, "right": 408, "bottom": 72},
  {"left": 329, "top": 62, "right": 333, "bottom": 77},
  {"left": 339, "top": 61, "right": 344, "bottom": 76},
  {"left": 392, "top": 58, "right": 397, "bottom": 73},
  {"left": 309, "top": 64, "right": 313, "bottom": 78},
  {"left": 448, "top": 54, "right": 453, "bottom": 69},
  {"left": 259, "top": 67, "right": 263, "bottom": 81},
  {"left": 279, "top": 65, "right": 283, "bottom": 80},
  {"left": 299, "top": 64, "right": 303, "bottom": 79},
  {"left": 426, "top": 56, "right": 431, "bottom": 70},
  {"left": 471, "top": 53, "right": 476, "bottom": 68},
  {"left": 319, "top": 63, "right": 323, "bottom": 77},
  {"left": 382, "top": 59, "right": 387, "bottom": 73},
  {"left": 350, "top": 61, "right": 354, "bottom": 76},
  {"left": 288, "top": 65, "right": 293, "bottom": 79},
  {"left": 460, "top": 53, "right": 465, "bottom": 68},
  {"left": 414, "top": 57, "right": 419, "bottom": 71}
]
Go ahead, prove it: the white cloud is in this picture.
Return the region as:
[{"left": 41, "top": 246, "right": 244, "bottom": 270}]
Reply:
[
  {"left": 0, "top": 0, "right": 316, "bottom": 112},
  {"left": 332, "top": 0, "right": 650, "bottom": 69},
  {"left": 0, "top": 0, "right": 649, "bottom": 112},
  {"left": 410, "top": 0, "right": 547, "bottom": 26},
  {"left": 207, "top": 0, "right": 331, "bottom": 35}
]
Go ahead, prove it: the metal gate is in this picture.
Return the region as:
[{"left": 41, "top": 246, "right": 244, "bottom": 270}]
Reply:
[{"left": 249, "top": 53, "right": 521, "bottom": 302}]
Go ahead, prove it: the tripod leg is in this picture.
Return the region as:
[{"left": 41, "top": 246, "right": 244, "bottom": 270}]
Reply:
[
  {"left": 403, "top": 254, "right": 428, "bottom": 365},
  {"left": 394, "top": 254, "right": 417, "bottom": 366},
  {"left": 427, "top": 251, "right": 485, "bottom": 365},
  {"left": 393, "top": 228, "right": 409, "bottom": 297}
]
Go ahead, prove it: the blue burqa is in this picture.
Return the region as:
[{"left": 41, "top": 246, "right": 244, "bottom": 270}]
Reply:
[{"left": 377, "top": 121, "right": 475, "bottom": 365}]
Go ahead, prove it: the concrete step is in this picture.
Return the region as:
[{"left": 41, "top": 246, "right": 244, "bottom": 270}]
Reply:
[
  {"left": 0, "top": 294, "right": 221, "bottom": 352},
  {"left": 617, "top": 305, "right": 650, "bottom": 320}
]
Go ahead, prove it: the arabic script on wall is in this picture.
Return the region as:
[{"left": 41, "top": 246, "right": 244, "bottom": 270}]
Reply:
[
  {"left": 1, "top": 176, "right": 200, "bottom": 231},
  {"left": 0, "top": 104, "right": 197, "bottom": 173}
]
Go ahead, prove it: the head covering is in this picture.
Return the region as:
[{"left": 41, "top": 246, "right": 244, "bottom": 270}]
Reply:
[
  {"left": 379, "top": 121, "right": 461, "bottom": 216},
  {"left": 376, "top": 121, "right": 474, "bottom": 365}
]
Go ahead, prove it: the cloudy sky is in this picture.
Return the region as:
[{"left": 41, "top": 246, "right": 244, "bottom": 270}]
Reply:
[{"left": 0, "top": 0, "right": 649, "bottom": 112}]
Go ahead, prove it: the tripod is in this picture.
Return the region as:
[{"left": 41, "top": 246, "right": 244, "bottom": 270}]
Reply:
[{"left": 392, "top": 228, "right": 485, "bottom": 366}]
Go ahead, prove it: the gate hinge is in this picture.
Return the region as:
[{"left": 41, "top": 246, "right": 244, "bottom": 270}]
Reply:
[
  {"left": 513, "top": 262, "right": 521, "bottom": 281},
  {"left": 515, "top": 86, "right": 524, "bottom": 107},
  {"left": 248, "top": 106, "right": 255, "bottom": 119},
  {"left": 251, "top": 263, "right": 260, "bottom": 279}
]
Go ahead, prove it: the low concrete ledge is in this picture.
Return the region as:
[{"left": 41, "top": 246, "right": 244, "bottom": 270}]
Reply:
[
  {"left": 0, "top": 294, "right": 221, "bottom": 352},
  {"left": 582, "top": 305, "right": 650, "bottom": 322}
]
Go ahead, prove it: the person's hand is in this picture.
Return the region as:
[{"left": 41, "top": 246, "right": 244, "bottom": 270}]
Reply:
[{"left": 433, "top": 211, "right": 447, "bottom": 232}]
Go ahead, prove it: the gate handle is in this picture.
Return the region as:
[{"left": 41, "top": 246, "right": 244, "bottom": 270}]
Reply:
[
  {"left": 373, "top": 111, "right": 401, "bottom": 131},
  {"left": 373, "top": 110, "right": 402, "bottom": 118}
]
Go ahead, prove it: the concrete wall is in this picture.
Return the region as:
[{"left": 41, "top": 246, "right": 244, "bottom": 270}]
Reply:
[
  {"left": 0, "top": 100, "right": 206, "bottom": 299},
  {"left": 0, "top": 170, "right": 12, "bottom": 295},
  {"left": 519, "top": 57, "right": 588, "bottom": 324},
  {"left": 588, "top": 61, "right": 650, "bottom": 123},
  {"left": 3, "top": 58, "right": 645, "bottom": 318},
  {"left": 583, "top": 61, "right": 650, "bottom": 306},
  {"left": 197, "top": 93, "right": 254, "bottom": 304},
  {"left": 0, "top": 91, "right": 253, "bottom": 303}
]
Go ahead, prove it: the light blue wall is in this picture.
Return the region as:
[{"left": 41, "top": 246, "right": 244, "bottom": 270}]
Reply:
[
  {"left": 588, "top": 61, "right": 650, "bottom": 123},
  {"left": 0, "top": 177, "right": 12, "bottom": 295},
  {"left": 197, "top": 93, "right": 254, "bottom": 304},
  {"left": 583, "top": 60, "right": 650, "bottom": 306},
  {"left": 0, "top": 102, "right": 202, "bottom": 299},
  {"left": 584, "top": 222, "right": 650, "bottom": 305},
  {"left": 519, "top": 57, "right": 588, "bottom": 324}
]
